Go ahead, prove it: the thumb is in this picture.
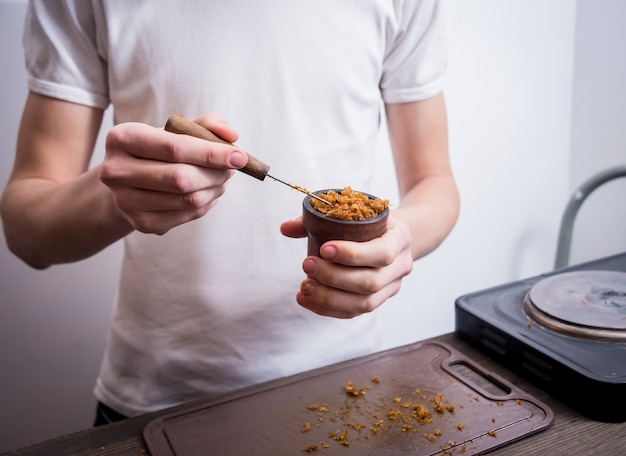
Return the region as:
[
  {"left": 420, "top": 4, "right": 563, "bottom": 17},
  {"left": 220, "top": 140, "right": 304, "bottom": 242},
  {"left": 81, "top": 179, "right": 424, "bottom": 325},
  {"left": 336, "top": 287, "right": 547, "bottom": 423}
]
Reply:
[{"left": 280, "top": 217, "right": 307, "bottom": 238}]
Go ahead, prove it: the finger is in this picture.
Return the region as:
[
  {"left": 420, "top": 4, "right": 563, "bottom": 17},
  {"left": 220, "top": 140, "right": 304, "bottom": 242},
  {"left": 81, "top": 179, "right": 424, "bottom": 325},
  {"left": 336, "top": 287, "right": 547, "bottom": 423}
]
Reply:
[
  {"left": 106, "top": 122, "right": 248, "bottom": 170},
  {"left": 280, "top": 217, "right": 307, "bottom": 238},
  {"left": 302, "top": 254, "right": 413, "bottom": 295},
  {"left": 297, "top": 277, "right": 402, "bottom": 318},
  {"left": 296, "top": 298, "right": 358, "bottom": 319},
  {"left": 319, "top": 219, "right": 410, "bottom": 268},
  {"left": 193, "top": 113, "right": 239, "bottom": 144},
  {"left": 110, "top": 180, "right": 230, "bottom": 213},
  {"left": 102, "top": 154, "right": 234, "bottom": 194},
  {"left": 109, "top": 177, "right": 225, "bottom": 235},
  {"left": 297, "top": 280, "right": 359, "bottom": 318},
  {"left": 128, "top": 202, "right": 217, "bottom": 235}
]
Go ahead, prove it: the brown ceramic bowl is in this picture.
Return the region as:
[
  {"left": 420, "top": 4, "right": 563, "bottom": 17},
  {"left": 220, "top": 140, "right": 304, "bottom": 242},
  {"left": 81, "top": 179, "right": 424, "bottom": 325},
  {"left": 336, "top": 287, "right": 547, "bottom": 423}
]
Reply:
[{"left": 302, "top": 189, "right": 390, "bottom": 257}]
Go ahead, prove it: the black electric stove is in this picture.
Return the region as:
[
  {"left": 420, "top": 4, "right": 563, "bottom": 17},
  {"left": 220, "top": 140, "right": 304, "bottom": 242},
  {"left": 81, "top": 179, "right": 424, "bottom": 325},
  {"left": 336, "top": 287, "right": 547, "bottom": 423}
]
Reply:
[{"left": 455, "top": 252, "right": 626, "bottom": 422}]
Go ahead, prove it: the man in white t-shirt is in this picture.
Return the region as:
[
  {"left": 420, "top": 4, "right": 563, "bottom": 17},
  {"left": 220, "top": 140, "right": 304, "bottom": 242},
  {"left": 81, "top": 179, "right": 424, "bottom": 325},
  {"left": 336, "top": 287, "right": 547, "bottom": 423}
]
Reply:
[{"left": 1, "top": 0, "right": 459, "bottom": 424}]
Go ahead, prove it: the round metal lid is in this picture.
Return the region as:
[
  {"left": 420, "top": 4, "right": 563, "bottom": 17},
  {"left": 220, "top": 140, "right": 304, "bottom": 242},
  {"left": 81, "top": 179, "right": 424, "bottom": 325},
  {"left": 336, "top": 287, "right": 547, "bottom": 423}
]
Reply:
[{"left": 523, "top": 270, "right": 626, "bottom": 341}]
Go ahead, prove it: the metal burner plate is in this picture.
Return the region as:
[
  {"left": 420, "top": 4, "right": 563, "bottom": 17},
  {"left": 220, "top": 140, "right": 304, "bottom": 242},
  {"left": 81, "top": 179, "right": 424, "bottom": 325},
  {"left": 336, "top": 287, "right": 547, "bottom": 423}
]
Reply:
[{"left": 523, "top": 270, "right": 626, "bottom": 341}]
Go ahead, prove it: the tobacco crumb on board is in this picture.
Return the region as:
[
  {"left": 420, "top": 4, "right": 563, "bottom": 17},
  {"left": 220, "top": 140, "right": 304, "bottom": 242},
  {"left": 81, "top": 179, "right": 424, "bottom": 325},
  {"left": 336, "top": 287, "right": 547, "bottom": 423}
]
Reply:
[
  {"left": 345, "top": 380, "right": 367, "bottom": 397},
  {"left": 302, "top": 376, "right": 467, "bottom": 452},
  {"left": 328, "top": 429, "right": 350, "bottom": 447}
]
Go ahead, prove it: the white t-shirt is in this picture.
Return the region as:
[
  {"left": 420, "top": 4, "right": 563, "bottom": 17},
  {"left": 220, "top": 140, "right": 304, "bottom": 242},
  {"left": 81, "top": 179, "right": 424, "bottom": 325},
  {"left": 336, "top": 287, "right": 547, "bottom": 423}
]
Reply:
[{"left": 23, "top": 0, "right": 448, "bottom": 417}]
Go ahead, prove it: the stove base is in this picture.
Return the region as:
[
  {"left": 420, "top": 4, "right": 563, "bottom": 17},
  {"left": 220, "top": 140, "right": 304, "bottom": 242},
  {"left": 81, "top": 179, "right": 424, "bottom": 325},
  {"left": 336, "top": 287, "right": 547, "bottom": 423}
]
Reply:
[{"left": 455, "top": 252, "right": 626, "bottom": 423}]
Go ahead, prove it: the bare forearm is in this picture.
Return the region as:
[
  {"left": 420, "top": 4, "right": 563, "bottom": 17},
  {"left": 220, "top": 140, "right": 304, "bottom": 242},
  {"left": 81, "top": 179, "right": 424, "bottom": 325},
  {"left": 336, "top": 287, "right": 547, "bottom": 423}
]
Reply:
[
  {"left": 384, "top": 96, "right": 458, "bottom": 260},
  {"left": 1, "top": 165, "right": 132, "bottom": 268},
  {"left": 392, "top": 174, "right": 459, "bottom": 260}
]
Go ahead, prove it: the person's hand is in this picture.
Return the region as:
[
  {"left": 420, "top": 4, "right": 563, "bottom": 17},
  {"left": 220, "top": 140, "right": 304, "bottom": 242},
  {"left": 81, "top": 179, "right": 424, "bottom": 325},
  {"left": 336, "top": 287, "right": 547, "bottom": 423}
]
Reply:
[
  {"left": 100, "top": 113, "right": 248, "bottom": 235},
  {"left": 280, "top": 214, "right": 414, "bottom": 318}
]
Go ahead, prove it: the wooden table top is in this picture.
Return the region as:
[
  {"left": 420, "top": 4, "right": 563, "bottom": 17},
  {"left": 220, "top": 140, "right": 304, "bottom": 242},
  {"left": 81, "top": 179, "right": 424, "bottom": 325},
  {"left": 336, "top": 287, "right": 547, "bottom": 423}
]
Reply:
[{"left": 2, "top": 333, "right": 623, "bottom": 456}]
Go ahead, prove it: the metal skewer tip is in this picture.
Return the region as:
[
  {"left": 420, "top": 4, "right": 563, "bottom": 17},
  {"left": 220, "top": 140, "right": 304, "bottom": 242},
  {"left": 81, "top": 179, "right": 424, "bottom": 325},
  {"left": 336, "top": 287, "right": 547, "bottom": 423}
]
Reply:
[{"left": 267, "top": 174, "right": 333, "bottom": 206}]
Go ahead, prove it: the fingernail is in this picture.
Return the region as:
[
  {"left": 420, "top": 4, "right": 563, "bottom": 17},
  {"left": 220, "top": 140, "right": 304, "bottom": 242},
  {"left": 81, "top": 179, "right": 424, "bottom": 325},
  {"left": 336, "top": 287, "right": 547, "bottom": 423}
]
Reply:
[
  {"left": 300, "top": 280, "right": 315, "bottom": 296},
  {"left": 229, "top": 150, "right": 247, "bottom": 168},
  {"left": 303, "top": 258, "right": 317, "bottom": 274}
]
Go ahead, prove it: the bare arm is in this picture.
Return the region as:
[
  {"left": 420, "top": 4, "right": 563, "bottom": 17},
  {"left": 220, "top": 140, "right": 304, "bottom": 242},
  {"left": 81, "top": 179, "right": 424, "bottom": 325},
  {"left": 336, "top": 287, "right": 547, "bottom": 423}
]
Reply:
[
  {"left": 0, "top": 93, "right": 130, "bottom": 268},
  {"left": 386, "top": 92, "right": 459, "bottom": 260},
  {"left": 1, "top": 93, "right": 247, "bottom": 269}
]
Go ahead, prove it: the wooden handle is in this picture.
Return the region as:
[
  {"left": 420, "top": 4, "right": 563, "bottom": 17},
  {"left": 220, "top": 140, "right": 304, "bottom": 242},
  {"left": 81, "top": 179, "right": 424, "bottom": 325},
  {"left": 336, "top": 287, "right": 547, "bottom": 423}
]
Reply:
[{"left": 164, "top": 114, "right": 270, "bottom": 181}]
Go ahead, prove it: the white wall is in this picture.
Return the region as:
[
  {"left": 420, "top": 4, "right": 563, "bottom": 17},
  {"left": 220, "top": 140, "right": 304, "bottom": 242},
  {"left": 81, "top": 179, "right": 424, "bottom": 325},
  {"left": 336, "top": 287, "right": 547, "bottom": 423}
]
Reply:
[
  {"left": 568, "top": 0, "right": 626, "bottom": 264},
  {"left": 1, "top": 0, "right": 622, "bottom": 451}
]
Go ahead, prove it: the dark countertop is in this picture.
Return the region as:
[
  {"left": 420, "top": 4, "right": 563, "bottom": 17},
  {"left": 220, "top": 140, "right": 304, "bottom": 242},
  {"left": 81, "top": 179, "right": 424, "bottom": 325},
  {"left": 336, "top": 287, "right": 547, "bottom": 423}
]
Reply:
[{"left": 2, "top": 332, "right": 624, "bottom": 456}]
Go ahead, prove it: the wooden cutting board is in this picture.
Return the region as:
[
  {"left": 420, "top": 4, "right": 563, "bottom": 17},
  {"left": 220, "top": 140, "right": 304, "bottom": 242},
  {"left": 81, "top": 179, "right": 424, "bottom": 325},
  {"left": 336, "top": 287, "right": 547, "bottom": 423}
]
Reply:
[{"left": 144, "top": 341, "right": 553, "bottom": 455}]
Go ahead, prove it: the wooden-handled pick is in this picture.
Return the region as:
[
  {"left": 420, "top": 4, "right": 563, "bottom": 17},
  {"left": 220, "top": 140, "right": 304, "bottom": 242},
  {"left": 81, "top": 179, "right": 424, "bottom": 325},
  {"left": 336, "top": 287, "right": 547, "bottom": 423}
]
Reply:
[{"left": 164, "top": 115, "right": 332, "bottom": 205}]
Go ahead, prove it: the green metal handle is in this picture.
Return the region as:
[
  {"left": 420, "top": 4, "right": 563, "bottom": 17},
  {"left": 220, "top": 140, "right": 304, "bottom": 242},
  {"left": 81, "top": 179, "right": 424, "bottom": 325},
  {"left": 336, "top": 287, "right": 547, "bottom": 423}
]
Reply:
[{"left": 554, "top": 164, "right": 626, "bottom": 269}]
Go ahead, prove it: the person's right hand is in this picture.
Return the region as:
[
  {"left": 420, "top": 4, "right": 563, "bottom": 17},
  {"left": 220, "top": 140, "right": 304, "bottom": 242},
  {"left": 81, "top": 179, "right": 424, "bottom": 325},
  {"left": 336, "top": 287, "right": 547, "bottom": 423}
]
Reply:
[{"left": 100, "top": 113, "right": 248, "bottom": 235}]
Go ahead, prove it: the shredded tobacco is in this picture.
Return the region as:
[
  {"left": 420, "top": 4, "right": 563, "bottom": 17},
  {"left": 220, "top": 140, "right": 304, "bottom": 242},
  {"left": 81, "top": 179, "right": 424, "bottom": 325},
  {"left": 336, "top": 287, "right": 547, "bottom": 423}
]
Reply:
[{"left": 310, "top": 187, "right": 389, "bottom": 221}]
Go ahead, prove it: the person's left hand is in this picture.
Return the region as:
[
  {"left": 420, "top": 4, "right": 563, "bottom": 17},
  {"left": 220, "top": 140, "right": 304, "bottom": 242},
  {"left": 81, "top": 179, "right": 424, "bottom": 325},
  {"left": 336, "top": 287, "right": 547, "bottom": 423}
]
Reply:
[{"left": 280, "top": 213, "right": 414, "bottom": 318}]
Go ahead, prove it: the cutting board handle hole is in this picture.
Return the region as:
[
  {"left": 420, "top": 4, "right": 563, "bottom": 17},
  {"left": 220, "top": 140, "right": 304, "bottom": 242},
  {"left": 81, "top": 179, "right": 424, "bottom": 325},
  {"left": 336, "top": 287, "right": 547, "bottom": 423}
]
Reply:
[{"left": 447, "top": 361, "right": 512, "bottom": 398}]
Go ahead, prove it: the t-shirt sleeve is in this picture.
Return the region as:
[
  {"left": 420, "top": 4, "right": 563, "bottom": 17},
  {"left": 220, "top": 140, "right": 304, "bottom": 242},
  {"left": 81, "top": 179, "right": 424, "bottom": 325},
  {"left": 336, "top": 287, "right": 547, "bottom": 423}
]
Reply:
[
  {"left": 23, "top": 0, "right": 109, "bottom": 109},
  {"left": 380, "top": 0, "right": 449, "bottom": 103}
]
